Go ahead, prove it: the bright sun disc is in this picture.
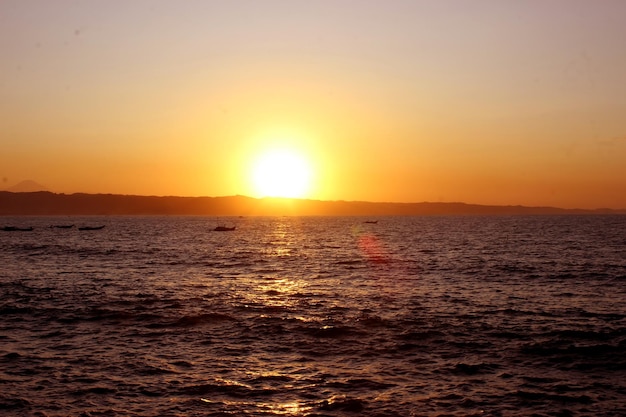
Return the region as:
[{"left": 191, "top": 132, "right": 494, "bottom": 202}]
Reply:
[{"left": 251, "top": 149, "right": 312, "bottom": 198}]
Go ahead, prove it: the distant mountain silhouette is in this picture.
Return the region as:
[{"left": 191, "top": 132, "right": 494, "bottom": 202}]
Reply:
[
  {"left": 0, "top": 191, "right": 624, "bottom": 216},
  {"left": 5, "top": 180, "right": 49, "bottom": 193}
]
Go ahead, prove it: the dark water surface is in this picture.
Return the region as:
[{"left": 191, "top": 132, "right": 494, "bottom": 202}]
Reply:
[{"left": 1, "top": 215, "right": 625, "bottom": 416}]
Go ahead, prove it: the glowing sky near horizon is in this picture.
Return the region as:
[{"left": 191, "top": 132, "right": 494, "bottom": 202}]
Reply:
[{"left": 1, "top": 0, "right": 625, "bottom": 208}]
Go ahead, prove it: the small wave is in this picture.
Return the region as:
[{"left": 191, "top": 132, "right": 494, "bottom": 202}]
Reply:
[
  {"left": 0, "top": 396, "right": 30, "bottom": 411},
  {"left": 488, "top": 330, "right": 528, "bottom": 339},
  {"left": 521, "top": 376, "right": 560, "bottom": 384},
  {"left": 521, "top": 341, "right": 622, "bottom": 357},
  {"left": 513, "top": 390, "right": 594, "bottom": 404},
  {"left": 71, "top": 386, "right": 117, "bottom": 396},
  {"left": 451, "top": 362, "right": 500, "bottom": 375},
  {"left": 355, "top": 314, "right": 389, "bottom": 327},
  {"left": 171, "top": 360, "right": 194, "bottom": 368},
  {"left": 326, "top": 378, "right": 396, "bottom": 390},
  {"left": 0, "top": 305, "right": 33, "bottom": 315},
  {"left": 41, "top": 330, "right": 65, "bottom": 338},
  {"left": 2, "top": 352, "right": 22, "bottom": 361},
  {"left": 299, "top": 324, "right": 363, "bottom": 339},
  {"left": 335, "top": 259, "right": 362, "bottom": 265},
  {"left": 554, "top": 329, "right": 614, "bottom": 341},
  {"left": 139, "top": 388, "right": 167, "bottom": 398},
  {"left": 172, "top": 312, "right": 237, "bottom": 327},
  {"left": 399, "top": 330, "right": 444, "bottom": 341},
  {"left": 135, "top": 364, "right": 178, "bottom": 376},
  {"left": 317, "top": 395, "right": 366, "bottom": 412},
  {"left": 180, "top": 382, "right": 277, "bottom": 398},
  {"left": 248, "top": 374, "right": 294, "bottom": 384}
]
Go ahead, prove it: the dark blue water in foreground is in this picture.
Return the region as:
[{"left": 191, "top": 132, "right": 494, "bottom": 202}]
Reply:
[{"left": 1, "top": 215, "right": 625, "bottom": 416}]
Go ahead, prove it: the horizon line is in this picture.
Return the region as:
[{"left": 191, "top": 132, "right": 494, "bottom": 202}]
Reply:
[{"left": 1, "top": 189, "right": 625, "bottom": 213}]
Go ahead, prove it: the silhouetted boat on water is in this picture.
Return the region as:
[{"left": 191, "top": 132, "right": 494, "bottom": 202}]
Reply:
[
  {"left": 78, "top": 225, "right": 105, "bottom": 231},
  {"left": 2, "top": 226, "right": 34, "bottom": 232},
  {"left": 214, "top": 226, "right": 236, "bottom": 231},
  {"left": 364, "top": 220, "right": 378, "bottom": 224},
  {"left": 51, "top": 224, "right": 75, "bottom": 229}
]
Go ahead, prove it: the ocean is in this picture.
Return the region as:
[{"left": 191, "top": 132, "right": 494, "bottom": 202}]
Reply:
[{"left": 1, "top": 215, "right": 625, "bottom": 416}]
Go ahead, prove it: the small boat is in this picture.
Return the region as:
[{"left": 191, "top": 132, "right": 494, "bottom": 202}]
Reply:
[
  {"left": 2, "top": 226, "right": 34, "bottom": 232},
  {"left": 214, "top": 226, "right": 236, "bottom": 232},
  {"left": 364, "top": 220, "right": 378, "bottom": 224},
  {"left": 78, "top": 225, "right": 105, "bottom": 231},
  {"left": 51, "top": 224, "right": 74, "bottom": 229}
]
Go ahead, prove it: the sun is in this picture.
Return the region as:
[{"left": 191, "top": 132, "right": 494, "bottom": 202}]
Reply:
[{"left": 251, "top": 148, "right": 313, "bottom": 198}]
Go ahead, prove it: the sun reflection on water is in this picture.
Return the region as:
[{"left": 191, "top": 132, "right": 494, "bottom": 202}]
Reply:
[
  {"left": 252, "top": 277, "right": 307, "bottom": 310},
  {"left": 263, "top": 401, "right": 312, "bottom": 415},
  {"left": 200, "top": 398, "right": 311, "bottom": 415},
  {"left": 263, "top": 219, "right": 299, "bottom": 258}
]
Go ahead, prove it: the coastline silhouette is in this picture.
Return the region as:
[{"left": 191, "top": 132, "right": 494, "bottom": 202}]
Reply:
[{"left": 1, "top": 191, "right": 623, "bottom": 216}]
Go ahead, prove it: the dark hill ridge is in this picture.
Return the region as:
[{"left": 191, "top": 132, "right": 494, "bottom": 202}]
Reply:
[{"left": 0, "top": 191, "right": 623, "bottom": 216}]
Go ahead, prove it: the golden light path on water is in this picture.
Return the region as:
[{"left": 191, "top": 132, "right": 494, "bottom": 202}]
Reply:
[
  {"left": 239, "top": 215, "right": 402, "bottom": 417},
  {"left": 201, "top": 398, "right": 312, "bottom": 415}
]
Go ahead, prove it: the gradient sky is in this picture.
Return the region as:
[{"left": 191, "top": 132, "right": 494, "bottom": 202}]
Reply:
[{"left": 1, "top": 0, "right": 625, "bottom": 209}]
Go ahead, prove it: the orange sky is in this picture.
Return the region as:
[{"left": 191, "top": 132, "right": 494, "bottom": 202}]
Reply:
[{"left": 1, "top": 1, "right": 625, "bottom": 209}]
